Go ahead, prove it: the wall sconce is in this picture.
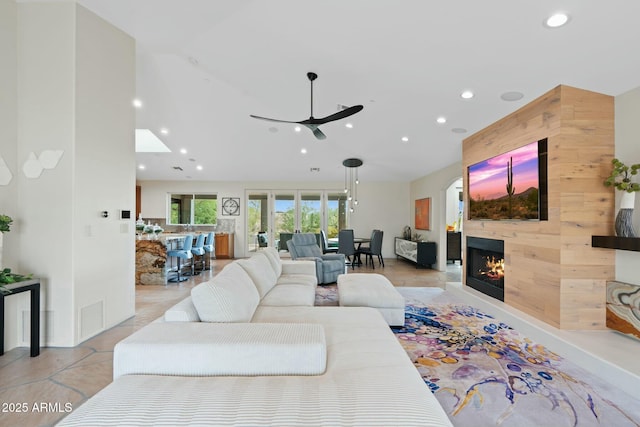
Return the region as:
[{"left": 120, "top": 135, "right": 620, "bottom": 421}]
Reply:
[{"left": 343, "top": 158, "right": 363, "bottom": 212}]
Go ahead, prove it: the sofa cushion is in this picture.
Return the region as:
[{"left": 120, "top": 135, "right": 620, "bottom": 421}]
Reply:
[
  {"left": 261, "top": 247, "right": 283, "bottom": 277},
  {"left": 191, "top": 263, "right": 260, "bottom": 322},
  {"left": 276, "top": 274, "right": 317, "bottom": 287},
  {"left": 113, "top": 322, "right": 327, "bottom": 379},
  {"left": 260, "top": 284, "right": 316, "bottom": 307},
  {"left": 236, "top": 252, "right": 278, "bottom": 298},
  {"left": 164, "top": 296, "right": 200, "bottom": 322}
]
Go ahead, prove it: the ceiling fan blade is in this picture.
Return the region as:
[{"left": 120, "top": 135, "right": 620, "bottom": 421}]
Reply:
[
  {"left": 302, "top": 124, "right": 327, "bottom": 140},
  {"left": 312, "top": 127, "right": 326, "bottom": 140},
  {"left": 249, "top": 114, "right": 299, "bottom": 124},
  {"left": 312, "top": 105, "right": 364, "bottom": 125}
]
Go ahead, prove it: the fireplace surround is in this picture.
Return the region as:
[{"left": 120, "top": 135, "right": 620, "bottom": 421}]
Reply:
[{"left": 466, "top": 236, "right": 505, "bottom": 301}]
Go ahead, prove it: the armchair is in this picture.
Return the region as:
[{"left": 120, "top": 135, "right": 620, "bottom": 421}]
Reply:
[{"left": 287, "top": 233, "right": 345, "bottom": 284}]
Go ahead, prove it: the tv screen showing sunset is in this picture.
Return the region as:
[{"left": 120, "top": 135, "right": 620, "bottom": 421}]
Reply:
[{"left": 468, "top": 141, "right": 540, "bottom": 220}]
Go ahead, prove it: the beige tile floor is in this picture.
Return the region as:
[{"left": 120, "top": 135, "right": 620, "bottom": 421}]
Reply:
[{"left": 0, "top": 257, "right": 454, "bottom": 427}]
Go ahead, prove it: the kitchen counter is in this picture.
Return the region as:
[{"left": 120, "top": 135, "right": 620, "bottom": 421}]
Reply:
[{"left": 135, "top": 234, "right": 209, "bottom": 285}]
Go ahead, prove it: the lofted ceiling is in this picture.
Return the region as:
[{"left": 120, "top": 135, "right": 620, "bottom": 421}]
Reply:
[{"left": 76, "top": 0, "right": 640, "bottom": 183}]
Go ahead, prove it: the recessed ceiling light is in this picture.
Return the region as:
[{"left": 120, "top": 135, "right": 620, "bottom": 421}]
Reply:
[
  {"left": 138, "top": 164, "right": 145, "bottom": 170},
  {"left": 294, "top": 126, "right": 302, "bottom": 132},
  {"left": 500, "top": 91, "right": 524, "bottom": 102},
  {"left": 196, "top": 165, "right": 203, "bottom": 171},
  {"left": 160, "top": 128, "right": 169, "bottom": 135},
  {"left": 301, "top": 148, "right": 307, "bottom": 154},
  {"left": 436, "top": 117, "right": 447, "bottom": 124},
  {"left": 132, "top": 99, "right": 143, "bottom": 108},
  {"left": 345, "top": 123, "right": 353, "bottom": 129},
  {"left": 545, "top": 12, "right": 570, "bottom": 28},
  {"left": 401, "top": 136, "right": 409, "bottom": 142},
  {"left": 460, "top": 90, "right": 474, "bottom": 99},
  {"left": 451, "top": 128, "right": 467, "bottom": 134},
  {"left": 180, "top": 148, "right": 187, "bottom": 154}
]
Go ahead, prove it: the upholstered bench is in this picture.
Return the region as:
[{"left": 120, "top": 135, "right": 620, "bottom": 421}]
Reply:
[{"left": 337, "top": 273, "right": 405, "bottom": 326}]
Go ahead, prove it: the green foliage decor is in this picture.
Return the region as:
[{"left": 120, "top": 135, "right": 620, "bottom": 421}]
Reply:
[
  {"left": 604, "top": 158, "right": 640, "bottom": 193},
  {"left": 0, "top": 214, "right": 12, "bottom": 233},
  {"left": 0, "top": 268, "right": 33, "bottom": 294}
]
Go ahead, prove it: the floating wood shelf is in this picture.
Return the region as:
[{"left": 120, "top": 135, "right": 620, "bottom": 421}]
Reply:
[{"left": 592, "top": 235, "right": 640, "bottom": 252}]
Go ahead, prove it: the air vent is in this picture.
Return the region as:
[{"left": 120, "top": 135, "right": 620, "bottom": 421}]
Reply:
[
  {"left": 310, "top": 167, "right": 320, "bottom": 172},
  {"left": 172, "top": 166, "right": 183, "bottom": 171}
]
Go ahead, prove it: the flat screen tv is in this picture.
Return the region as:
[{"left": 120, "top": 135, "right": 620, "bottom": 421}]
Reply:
[{"left": 468, "top": 138, "right": 548, "bottom": 220}]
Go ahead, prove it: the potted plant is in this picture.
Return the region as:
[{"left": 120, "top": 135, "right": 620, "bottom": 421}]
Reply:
[
  {"left": 0, "top": 214, "right": 13, "bottom": 293},
  {"left": 604, "top": 158, "right": 640, "bottom": 237}
]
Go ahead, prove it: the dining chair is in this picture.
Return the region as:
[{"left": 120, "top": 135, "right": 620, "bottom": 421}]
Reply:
[
  {"left": 360, "top": 230, "right": 384, "bottom": 268},
  {"left": 167, "top": 234, "right": 193, "bottom": 282},
  {"left": 320, "top": 230, "right": 338, "bottom": 254},
  {"left": 337, "top": 229, "right": 357, "bottom": 269}
]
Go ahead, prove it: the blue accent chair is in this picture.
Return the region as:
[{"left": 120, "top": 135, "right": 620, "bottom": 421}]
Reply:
[
  {"left": 287, "top": 233, "right": 345, "bottom": 285},
  {"left": 203, "top": 232, "right": 215, "bottom": 270},
  {"left": 167, "top": 235, "right": 193, "bottom": 282},
  {"left": 191, "top": 234, "right": 206, "bottom": 274}
]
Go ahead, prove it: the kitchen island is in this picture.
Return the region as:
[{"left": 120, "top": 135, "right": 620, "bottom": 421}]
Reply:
[{"left": 135, "top": 234, "right": 193, "bottom": 285}]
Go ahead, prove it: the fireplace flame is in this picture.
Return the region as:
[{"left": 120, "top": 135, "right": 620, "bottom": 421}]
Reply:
[{"left": 480, "top": 256, "right": 504, "bottom": 280}]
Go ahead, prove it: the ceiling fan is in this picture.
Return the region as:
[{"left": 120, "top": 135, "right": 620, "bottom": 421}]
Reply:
[{"left": 250, "top": 72, "right": 363, "bottom": 140}]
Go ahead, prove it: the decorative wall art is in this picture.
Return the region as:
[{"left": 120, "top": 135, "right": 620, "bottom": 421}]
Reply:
[
  {"left": 22, "top": 150, "right": 64, "bottom": 179},
  {"left": 415, "top": 197, "right": 431, "bottom": 230},
  {"left": 221, "top": 197, "right": 240, "bottom": 216}
]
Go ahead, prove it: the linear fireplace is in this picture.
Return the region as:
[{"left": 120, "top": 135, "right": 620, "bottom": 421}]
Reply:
[{"left": 466, "top": 236, "right": 505, "bottom": 301}]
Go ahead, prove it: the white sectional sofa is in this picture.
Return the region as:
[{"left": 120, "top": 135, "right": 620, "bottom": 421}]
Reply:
[{"left": 57, "top": 248, "right": 452, "bottom": 427}]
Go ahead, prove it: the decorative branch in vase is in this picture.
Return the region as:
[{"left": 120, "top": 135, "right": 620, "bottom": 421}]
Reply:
[{"left": 604, "top": 158, "right": 640, "bottom": 237}]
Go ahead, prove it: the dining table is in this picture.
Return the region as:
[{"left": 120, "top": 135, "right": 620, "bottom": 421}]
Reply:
[{"left": 329, "top": 236, "right": 371, "bottom": 266}]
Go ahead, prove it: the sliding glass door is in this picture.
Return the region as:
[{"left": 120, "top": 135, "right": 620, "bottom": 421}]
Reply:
[{"left": 245, "top": 190, "right": 346, "bottom": 253}]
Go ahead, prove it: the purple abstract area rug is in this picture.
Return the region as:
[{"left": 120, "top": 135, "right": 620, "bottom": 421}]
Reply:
[{"left": 316, "top": 285, "right": 640, "bottom": 427}]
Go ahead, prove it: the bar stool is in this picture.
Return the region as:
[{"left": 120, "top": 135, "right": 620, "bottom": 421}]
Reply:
[
  {"left": 203, "top": 232, "right": 215, "bottom": 270},
  {"left": 167, "top": 235, "right": 193, "bottom": 282},
  {"left": 191, "top": 234, "right": 206, "bottom": 274}
]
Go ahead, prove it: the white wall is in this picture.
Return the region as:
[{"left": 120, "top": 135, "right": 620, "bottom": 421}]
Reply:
[
  {"left": 1, "top": 2, "right": 135, "bottom": 351},
  {"left": 138, "top": 179, "right": 409, "bottom": 259},
  {"left": 410, "top": 161, "right": 463, "bottom": 271},
  {"left": 614, "top": 86, "right": 640, "bottom": 285},
  {"left": 73, "top": 5, "right": 136, "bottom": 341},
  {"left": 0, "top": 0, "right": 21, "bottom": 348},
  {"left": 446, "top": 178, "right": 463, "bottom": 230}
]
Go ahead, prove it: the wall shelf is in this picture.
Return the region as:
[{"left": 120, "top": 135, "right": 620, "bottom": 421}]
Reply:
[{"left": 592, "top": 235, "right": 640, "bottom": 252}]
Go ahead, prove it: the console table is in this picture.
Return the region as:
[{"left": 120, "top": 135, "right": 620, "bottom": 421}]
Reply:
[
  {"left": 394, "top": 238, "right": 436, "bottom": 268},
  {"left": 0, "top": 279, "right": 40, "bottom": 357}
]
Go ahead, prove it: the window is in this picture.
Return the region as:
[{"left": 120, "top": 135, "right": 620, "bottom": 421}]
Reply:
[{"left": 168, "top": 193, "right": 217, "bottom": 224}]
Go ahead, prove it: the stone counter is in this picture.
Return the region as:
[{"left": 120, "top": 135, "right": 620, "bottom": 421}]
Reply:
[{"left": 135, "top": 234, "right": 203, "bottom": 285}]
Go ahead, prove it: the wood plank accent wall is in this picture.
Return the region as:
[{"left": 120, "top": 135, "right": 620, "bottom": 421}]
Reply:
[{"left": 462, "top": 85, "right": 615, "bottom": 329}]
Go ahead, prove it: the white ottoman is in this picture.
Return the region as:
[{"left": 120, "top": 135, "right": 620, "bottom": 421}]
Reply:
[{"left": 337, "top": 273, "right": 405, "bottom": 326}]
